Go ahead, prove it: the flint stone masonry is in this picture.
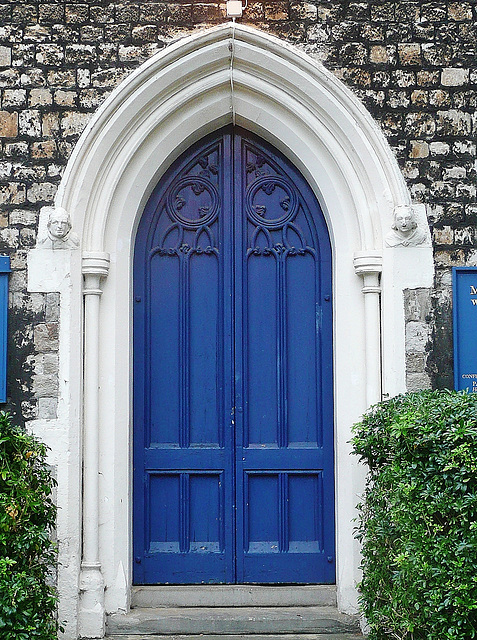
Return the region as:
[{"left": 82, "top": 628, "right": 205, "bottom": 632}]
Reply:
[{"left": 0, "top": 0, "right": 476, "bottom": 419}]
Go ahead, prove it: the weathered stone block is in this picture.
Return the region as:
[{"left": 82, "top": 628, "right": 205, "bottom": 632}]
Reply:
[
  {"left": 47, "top": 70, "right": 76, "bottom": 88},
  {"left": 90, "top": 4, "right": 114, "bottom": 23},
  {"left": 433, "top": 226, "right": 453, "bottom": 244},
  {"left": 409, "top": 140, "right": 429, "bottom": 158},
  {"left": 389, "top": 90, "right": 410, "bottom": 109},
  {"left": 290, "top": 2, "right": 317, "bottom": 20},
  {"left": 80, "top": 25, "right": 104, "bottom": 42},
  {"left": 10, "top": 209, "right": 36, "bottom": 226},
  {"left": 0, "top": 182, "right": 25, "bottom": 205},
  {"left": 0, "top": 111, "right": 18, "bottom": 137},
  {"left": 406, "top": 320, "right": 431, "bottom": 352},
  {"left": 65, "top": 4, "right": 89, "bottom": 24},
  {"left": 0, "top": 46, "right": 12, "bottom": 67},
  {"left": 23, "top": 24, "right": 51, "bottom": 42},
  {"left": 370, "top": 45, "right": 389, "bottom": 64},
  {"left": 42, "top": 112, "right": 60, "bottom": 137},
  {"left": 441, "top": 68, "right": 469, "bottom": 86},
  {"left": 54, "top": 90, "right": 77, "bottom": 107},
  {"left": 39, "top": 4, "right": 65, "bottom": 23},
  {"left": 140, "top": 3, "right": 169, "bottom": 22},
  {"left": 19, "top": 68, "right": 46, "bottom": 88},
  {"left": 132, "top": 25, "right": 158, "bottom": 43},
  {"left": 398, "top": 43, "right": 421, "bottom": 66},
  {"left": 31, "top": 140, "right": 57, "bottom": 159},
  {"left": 115, "top": 3, "right": 140, "bottom": 22},
  {"left": 404, "top": 289, "right": 432, "bottom": 324},
  {"left": 65, "top": 44, "right": 96, "bottom": 64},
  {"left": 2, "top": 89, "right": 26, "bottom": 107},
  {"left": 448, "top": 2, "right": 473, "bottom": 21},
  {"left": 27, "top": 181, "right": 57, "bottom": 204},
  {"left": 454, "top": 226, "right": 475, "bottom": 245},
  {"left": 29, "top": 88, "right": 53, "bottom": 106},
  {"left": 12, "top": 4, "right": 37, "bottom": 24},
  {"left": 406, "top": 352, "right": 428, "bottom": 374},
  {"left": 405, "top": 112, "right": 436, "bottom": 137},
  {"left": 436, "top": 110, "right": 472, "bottom": 136},
  {"left": 45, "top": 293, "right": 60, "bottom": 323},
  {"left": 18, "top": 109, "right": 41, "bottom": 137},
  {"left": 36, "top": 43, "right": 64, "bottom": 65},
  {"left": 38, "top": 397, "right": 58, "bottom": 419},
  {"left": 406, "top": 372, "right": 432, "bottom": 391},
  {"left": 33, "top": 373, "right": 59, "bottom": 397},
  {"left": 60, "top": 111, "right": 90, "bottom": 137},
  {"left": 34, "top": 322, "right": 59, "bottom": 352},
  {"left": 79, "top": 88, "right": 110, "bottom": 109}
]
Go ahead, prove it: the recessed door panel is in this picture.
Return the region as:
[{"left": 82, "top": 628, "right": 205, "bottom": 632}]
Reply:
[{"left": 134, "top": 128, "right": 334, "bottom": 584}]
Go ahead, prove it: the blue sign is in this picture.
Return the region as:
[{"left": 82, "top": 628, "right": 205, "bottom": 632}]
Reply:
[
  {"left": 0, "top": 256, "right": 10, "bottom": 403},
  {"left": 453, "top": 267, "right": 477, "bottom": 392}
]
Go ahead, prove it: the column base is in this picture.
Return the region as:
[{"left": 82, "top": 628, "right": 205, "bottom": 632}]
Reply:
[{"left": 78, "top": 563, "right": 105, "bottom": 638}]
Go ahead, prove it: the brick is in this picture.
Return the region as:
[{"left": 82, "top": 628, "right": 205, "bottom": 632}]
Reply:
[{"left": 0, "top": 111, "right": 17, "bottom": 137}]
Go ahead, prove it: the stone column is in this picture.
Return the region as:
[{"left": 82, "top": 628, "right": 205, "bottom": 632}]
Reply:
[
  {"left": 353, "top": 251, "right": 383, "bottom": 407},
  {"left": 79, "top": 252, "right": 110, "bottom": 639}
]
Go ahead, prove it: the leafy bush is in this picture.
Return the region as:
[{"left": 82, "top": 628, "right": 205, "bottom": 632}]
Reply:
[
  {"left": 0, "top": 412, "right": 60, "bottom": 639},
  {"left": 352, "top": 390, "right": 477, "bottom": 640}
]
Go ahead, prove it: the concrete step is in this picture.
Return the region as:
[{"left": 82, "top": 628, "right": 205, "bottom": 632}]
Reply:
[
  {"left": 131, "top": 585, "right": 337, "bottom": 608},
  {"left": 106, "top": 606, "right": 361, "bottom": 637},
  {"left": 106, "top": 635, "right": 364, "bottom": 640}
]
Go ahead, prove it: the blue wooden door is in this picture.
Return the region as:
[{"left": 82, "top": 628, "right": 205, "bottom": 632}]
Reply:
[{"left": 133, "top": 128, "right": 334, "bottom": 584}]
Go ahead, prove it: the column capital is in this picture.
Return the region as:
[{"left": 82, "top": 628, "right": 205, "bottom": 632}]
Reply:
[
  {"left": 353, "top": 251, "right": 382, "bottom": 294},
  {"left": 353, "top": 250, "right": 382, "bottom": 277},
  {"left": 82, "top": 251, "right": 110, "bottom": 278}
]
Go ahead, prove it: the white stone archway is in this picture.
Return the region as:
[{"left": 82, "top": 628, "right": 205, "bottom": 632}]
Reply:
[{"left": 27, "top": 23, "right": 433, "bottom": 639}]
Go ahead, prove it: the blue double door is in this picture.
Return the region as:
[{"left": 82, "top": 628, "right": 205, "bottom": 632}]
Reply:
[{"left": 133, "top": 128, "right": 334, "bottom": 585}]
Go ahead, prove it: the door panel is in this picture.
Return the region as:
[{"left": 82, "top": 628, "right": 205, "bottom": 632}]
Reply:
[{"left": 134, "top": 128, "right": 334, "bottom": 584}]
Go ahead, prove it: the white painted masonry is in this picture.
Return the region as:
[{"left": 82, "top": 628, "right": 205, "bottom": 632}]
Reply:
[{"left": 26, "top": 25, "right": 433, "bottom": 638}]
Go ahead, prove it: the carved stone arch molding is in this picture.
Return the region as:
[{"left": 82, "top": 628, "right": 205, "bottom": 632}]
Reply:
[{"left": 27, "top": 24, "right": 433, "bottom": 639}]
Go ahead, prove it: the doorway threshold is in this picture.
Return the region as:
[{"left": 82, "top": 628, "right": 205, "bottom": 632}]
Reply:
[{"left": 131, "top": 585, "right": 337, "bottom": 608}]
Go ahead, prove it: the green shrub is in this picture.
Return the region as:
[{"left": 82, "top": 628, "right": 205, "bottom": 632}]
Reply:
[
  {"left": 352, "top": 390, "right": 477, "bottom": 640},
  {"left": 0, "top": 412, "right": 60, "bottom": 640}
]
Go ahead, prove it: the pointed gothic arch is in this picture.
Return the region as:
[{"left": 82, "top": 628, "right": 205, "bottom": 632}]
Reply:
[{"left": 28, "top": 24, "right": 433, "bottom": 638}]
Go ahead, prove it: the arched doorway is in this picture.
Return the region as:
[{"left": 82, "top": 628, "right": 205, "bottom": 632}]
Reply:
[
  {"left": 133, "top": 128, "right": 334, "bottom": 584},
  {"left": 27, "top": 24, "right": 434, "bottom": 637}
]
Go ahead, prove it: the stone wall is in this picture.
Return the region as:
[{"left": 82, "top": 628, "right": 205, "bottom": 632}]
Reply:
[{"left": 0, "top": 0, "right": 476, "bottom": 419}]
